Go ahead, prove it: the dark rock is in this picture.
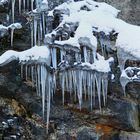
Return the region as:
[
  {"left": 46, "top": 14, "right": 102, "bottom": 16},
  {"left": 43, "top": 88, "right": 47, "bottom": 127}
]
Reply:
[
  {"left": 119, "top": 131, "right": 140, "bottom": 140},
  {"left": 76, "top": 127, "right": 99, "bottom": 140},
  {"left": 57, "top": 133, "right": 72, "bottom": 140},
  {"left": 96, "top": 0, "right": 140, "bottom": 25},
  {"left": 106, "top": 97, "right": 139, "bottom": 131}
]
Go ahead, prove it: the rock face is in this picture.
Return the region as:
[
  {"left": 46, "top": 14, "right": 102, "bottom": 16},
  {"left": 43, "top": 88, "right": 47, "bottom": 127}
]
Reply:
[{"left": 0, "top": 0, "right": 140, "bottom": 140}]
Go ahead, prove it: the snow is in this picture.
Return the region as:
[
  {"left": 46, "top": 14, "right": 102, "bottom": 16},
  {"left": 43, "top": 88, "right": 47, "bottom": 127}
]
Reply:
[
  {"left": 0, "top": 24, "right": 8, "bottom": 30},
  {"left": 48, "top": 0, "right": 140, "bottom": 61},
  {"left": 52, "top": 0, "right": 119, "bottom": 17},
  {"left": 0, "top": 23, "right": 22, "bottom": 31},
  {"left": 8, "top": 23, "right": 22, "bottom": 29},
  {"left": 116, "top": 24, "right": 140, "bottom": 59},
  {"left": 55, "top": 21, "right": 97, "bottom": 50},
  {"left": 0, "top": 46, "right": 50, "bottom": 65},
  {"left": 47, "top": 0, "right": 120, "bottom": 51},
  {"left": 0, "top": 0, "right": 8, "bottom": 5},
  {"left": 80, "top": 59, "right": 111, "bottom": 73}
]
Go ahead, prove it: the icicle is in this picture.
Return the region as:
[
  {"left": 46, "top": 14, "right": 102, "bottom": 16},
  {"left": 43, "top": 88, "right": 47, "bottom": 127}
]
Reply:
[
  {"left": 92, "top": 73, "right": 96, "bottom": 106},
  {"left": 39, "top": 18, "right": 43, "bottom": 41},
  {"left": 30, "top": 22, "right": 34, "bottom": 47},
  {"left": 87, "top": 50, "right": 90, "bottom": 63},
  {"left": 37, "top": 20, "right": 40, "bottom": 46},
  {"left": 82, "top": 71, "right": 87, "bottom": 100},
  {"left": 95, "top": 72, "right": 102, "bottom": 111},
  {"left": 34, "top": 18, "right": 37, "bottom": 46},
  {"left": 101, "top": 73, "right": 108, "bottom": 106},
  {"left": 68, "top": 70, "right": 72, "bottom": 96},
  {"left": 87, "top": 71, "right": 91, "bottom": 100},
  {"left": 25, "top": 65, "right": 28, "bottom": 81},
  {"left": 120, "top": 70, "right": 130, "bottom": 96},
  {"left": 60, "top": 50, "right": 66, "bottom": 62},
  {"left": 51, "top": 48, "right": 57, "bottom": 69},
  {"left": 65, "top": 71, "right": 69, "bottom": 92},
  {"left": 31, "top": 66, "right": 34, "bottom": 86},
  {"left": 46, "top": 73, "right": 51, "bottom": 133},
  {"left": 10, "top": 29, "right": 14, "bottom": 47},
  {"left": 92, "top": 49, "right": 96, "bottom": 63},
  {"left": 31, "top": 0, "right": 34, "bottom": 11},
  {"left": 6, "top": 14, "right": 10, "bottom": 24},
  {"left": 19, "top": 0, "right": 21, "bottom": 14},
  {"left": 51, "top": 72, "right": 56, "bottom": 101},
  {"left": 20, "top": 64, "right": 23, "bottom": 79},
  {"left": 90, "top": 72, "right": 93, "bottom": 110},
  {"left": 40, "top": 65, "right": 47, "bottom": 118},
  {"left": 27, "top": 0, "right": 30, "bottom": 11},
  {"left": 62, "top": 73, "right": 65, "bottom": 105},
  {"left": 23, "top": 0, "right": 26, "bottom": 12},
  {"left": 72, "top": 70, "right": 77, "bottom": 101},
  {"left": 12, "top": 0, "right": 15, "bottom": 23},
  {"left": 75, "top": 70, "right": 83, "bottom": 110},
  {"left": 42, "top": 12, "right": 46, "bottom": 37},
  {"left": 37, "top": 64, "right": 41, "bottom": 96},
  {"left": 83, "top": 47, "right": 88, "bottom": 62}
]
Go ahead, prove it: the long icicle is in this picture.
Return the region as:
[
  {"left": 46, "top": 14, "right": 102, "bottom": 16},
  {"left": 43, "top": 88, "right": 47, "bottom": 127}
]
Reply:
[
  {"left": 46, "top": 72, "right": 51, "bottom": 133},
  {"left": 34, "top": 17, "right": 37, "bottom": 46},
  {"left": 12, "top": 0, "right": 15, "bottom": 23},
  {"left": 19, "top": 0, "right": 21, "bottom": 14},
  {"left": 95, "top": 72, "right": 102, "bottom": 111},
  {"left": 11, "top": 29, "right": 14, "bottom": 47}
]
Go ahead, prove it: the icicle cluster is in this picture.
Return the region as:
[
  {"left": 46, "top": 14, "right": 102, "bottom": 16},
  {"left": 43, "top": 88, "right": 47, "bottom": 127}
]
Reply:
[
  {"left": 59, "top": 69, "right": 108, "bottom": 111},
  {"left": 11, "top": 0, "right": 48, "bottom": 47},
  {"left": 20, "top": 62, "right": 55, "bottom": 132},
  {"left": 20, "top": 59, "right": 109, "bottom": 132},
  {"left": 30, "top": 11, "right": 48, "bottom": 47},
  {"left": 6, "top": 0, "right": 115, "bottom": 132}
]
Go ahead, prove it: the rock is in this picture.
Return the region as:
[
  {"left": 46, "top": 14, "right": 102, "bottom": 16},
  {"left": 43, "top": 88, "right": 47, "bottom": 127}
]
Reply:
[
  {"left": 76, "top": 127, "right": 100, "bottom": 140},
  {"left": 106, "top": 97, "right": 139, "bottom": 131},
  {"left": 96, "top": 0, "right": 140, "bottom": 25},
  {"left": 119, "top": 131, "right": 140, "bottom": 140}
]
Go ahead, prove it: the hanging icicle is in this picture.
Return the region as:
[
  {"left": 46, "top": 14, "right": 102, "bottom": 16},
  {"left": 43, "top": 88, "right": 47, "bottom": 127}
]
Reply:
[
  {"left": 10, "top": 28, "right": 14, "bottom": 47},
  {"left": 12, "top": 0, "right": 15, "bottom": 23}
]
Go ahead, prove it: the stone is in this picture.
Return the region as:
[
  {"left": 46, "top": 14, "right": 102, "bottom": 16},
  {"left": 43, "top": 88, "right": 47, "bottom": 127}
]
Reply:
[
  {"left": 106, "top": 97, "right": 139, "bottom": 131},
  {"left": 119, "top": 131, "right": 140, "bottom": 140},
  {"left": 76, "top": 127, "right": 100, "bottom": 140}
]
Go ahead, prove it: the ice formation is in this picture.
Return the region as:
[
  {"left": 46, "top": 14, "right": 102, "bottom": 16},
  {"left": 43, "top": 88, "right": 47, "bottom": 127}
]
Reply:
[
  {"left": 0, "top": 23, "right": 22, "bottom": 46},
  {"left": 0, "top": 45, "right": 50, "bottom": 65},
  {"left": 0, "top": 0, "right": 8, "bottom": 5},
  {"left": 1, "top": 0, "right": 140, "bottom": 132},
  {"left": 120, "top": 67, "right": 140, "bottom": 95},
  {"left": 47, "top": 0, "right": 140, "bottom": 95}
]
